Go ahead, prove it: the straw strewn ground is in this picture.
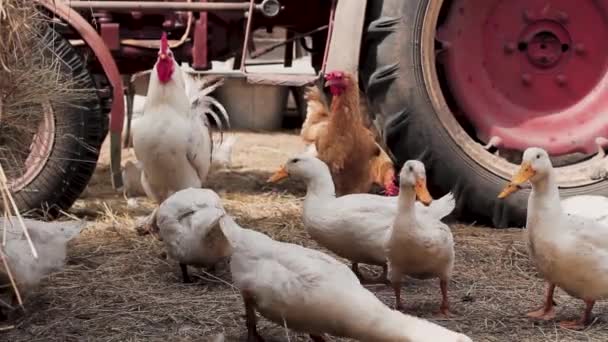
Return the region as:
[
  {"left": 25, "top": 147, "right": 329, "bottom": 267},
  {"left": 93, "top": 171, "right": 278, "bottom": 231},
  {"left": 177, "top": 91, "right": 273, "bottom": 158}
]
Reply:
[{"left": 1, "top": 131, "right": 606, "bottom": 341}]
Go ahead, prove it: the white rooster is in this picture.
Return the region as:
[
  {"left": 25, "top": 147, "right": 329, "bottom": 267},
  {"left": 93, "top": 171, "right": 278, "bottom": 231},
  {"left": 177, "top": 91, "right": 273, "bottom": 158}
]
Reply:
[
  {"left": 132, "top": 32, "right": 214, "bottom": 234},
  {"left": 123, "top": 65, "right": 229, "bottom": 148}
]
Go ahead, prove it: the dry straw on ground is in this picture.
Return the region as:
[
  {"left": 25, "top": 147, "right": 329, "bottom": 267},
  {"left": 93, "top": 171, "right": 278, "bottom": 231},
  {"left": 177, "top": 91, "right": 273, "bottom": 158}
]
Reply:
[{"left": 2, "top": 132, "right": 607, "bottom": 341}]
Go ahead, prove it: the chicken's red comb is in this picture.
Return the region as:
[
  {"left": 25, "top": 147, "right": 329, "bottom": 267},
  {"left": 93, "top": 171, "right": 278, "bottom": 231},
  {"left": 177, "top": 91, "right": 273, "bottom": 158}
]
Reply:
[
  {"left": 324, "top": 70, "right": 344, "bottom": 79},
  {"left": 160, "top": 32, "right": 169, "bottom": 54}
]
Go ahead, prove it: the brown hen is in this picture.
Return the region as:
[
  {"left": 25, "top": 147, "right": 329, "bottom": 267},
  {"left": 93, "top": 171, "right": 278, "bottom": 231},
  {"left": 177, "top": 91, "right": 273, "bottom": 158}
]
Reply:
[{"left": 307, "top": 71, "right": 397, "bottom": 196}]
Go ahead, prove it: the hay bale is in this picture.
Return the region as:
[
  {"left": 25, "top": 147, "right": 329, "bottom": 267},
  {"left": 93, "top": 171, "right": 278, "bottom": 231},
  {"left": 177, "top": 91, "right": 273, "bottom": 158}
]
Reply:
[
  {"left": 0, "top": 0, "right": 94, "bottom": 182},
  {"left": 0, "top": 0, "right": 95, "bottom": 313}
]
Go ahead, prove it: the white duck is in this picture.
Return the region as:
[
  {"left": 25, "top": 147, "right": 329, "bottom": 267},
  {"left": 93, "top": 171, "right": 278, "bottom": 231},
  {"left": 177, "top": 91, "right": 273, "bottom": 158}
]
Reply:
[
  {"left": 187, "top": 189, "right": 472, "bottom": 342},
  {"left": 505, "top": 185, "right": 608, "bottom": 225},
  {"left": 268, "top": 155, "right": 455, "bottom": 284},
  {"left": 155, "top": 188, "right": 232, "bottom": 283},
  {"left": 498, "top": 147, "right": 608, "bottom": 330},
  {"left": 385, "top": 160, "right": 455, "bottom": 316},
  {"left": 561, "top": 195, "right": 608, "bottom": 226},
  {"left": 1, "top": 218, "right": 85, "bottom": 312}
]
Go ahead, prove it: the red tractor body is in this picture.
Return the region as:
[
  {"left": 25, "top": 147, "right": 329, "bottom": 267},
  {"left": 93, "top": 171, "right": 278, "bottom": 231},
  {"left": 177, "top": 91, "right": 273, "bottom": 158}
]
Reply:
[{"left": 14, "top": 0, "right": 608, "bottom": 227}]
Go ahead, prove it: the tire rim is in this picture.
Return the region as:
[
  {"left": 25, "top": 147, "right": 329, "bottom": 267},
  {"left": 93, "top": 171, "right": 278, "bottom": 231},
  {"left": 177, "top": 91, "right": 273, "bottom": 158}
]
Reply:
[
  {"left": 422, "top": 0, "right": 608, "bottom": 187},
  {"left": 0, "top": 102, "right": 55, "bottom": 192}
]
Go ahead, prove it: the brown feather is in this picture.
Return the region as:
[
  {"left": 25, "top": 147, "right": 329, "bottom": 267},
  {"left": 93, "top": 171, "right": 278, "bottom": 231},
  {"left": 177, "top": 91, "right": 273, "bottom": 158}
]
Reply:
[
  {"left": 313, "top": 73, "right": 386, "bottom": 195},
  {"left": 300, "top": 86, "right": 330, "bottom": 144}
]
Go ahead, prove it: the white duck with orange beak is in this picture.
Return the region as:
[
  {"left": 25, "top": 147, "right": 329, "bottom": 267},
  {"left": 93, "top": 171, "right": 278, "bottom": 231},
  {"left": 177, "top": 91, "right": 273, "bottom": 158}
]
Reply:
[
  {"left": 268, "top": 156, "right": 455, "bottom": 285},
  {"left": 385, "top": 160, "right": 455, "bottom": 316},
  {"left": 498, "top": 147, "right": 608, "bottom": 330},
  {"left": 179, "top": 188, "right": 472, "bottom": 342}
]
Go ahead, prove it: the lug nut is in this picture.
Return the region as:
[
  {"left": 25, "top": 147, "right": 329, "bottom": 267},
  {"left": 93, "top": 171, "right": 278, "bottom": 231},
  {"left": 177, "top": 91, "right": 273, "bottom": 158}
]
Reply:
[
  {"left": 521, "top": 73, "right": 532, "bottom": 85},
  {"left": 556, "top": 74, "right": 567, "bottom": 86},
  {"left": 504, "top": 42, "right": 516, "bottom": 54},
  {"left": 574, "top": 43, "right": 585, "bottom": 55}
]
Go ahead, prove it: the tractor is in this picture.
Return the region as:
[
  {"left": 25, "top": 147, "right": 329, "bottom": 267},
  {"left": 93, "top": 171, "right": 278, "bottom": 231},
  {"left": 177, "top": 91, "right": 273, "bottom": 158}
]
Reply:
[{"left": 3, "top": 0, "right": 607, "bottom": 228}]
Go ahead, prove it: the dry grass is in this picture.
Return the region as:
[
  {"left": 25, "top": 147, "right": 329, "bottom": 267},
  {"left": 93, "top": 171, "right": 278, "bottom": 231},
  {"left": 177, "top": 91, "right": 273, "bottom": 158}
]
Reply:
[
  {"left": 0, "top": 0, "right": 95, "bottom": 181},
  {"left": 1, "top": 131, "right": 607, "bottom": 341}
]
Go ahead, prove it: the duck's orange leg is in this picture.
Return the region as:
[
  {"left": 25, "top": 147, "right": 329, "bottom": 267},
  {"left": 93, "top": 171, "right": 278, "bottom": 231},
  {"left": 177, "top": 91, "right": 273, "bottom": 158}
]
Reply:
[
  {"left": 527, "top": 283, "right": 556, "bottom": 320},
  {"left": 559, "top": 300, "right": 595, "bottom": 330},
  {"left": 437, "top": 279, "right": 453, "bottom": 317}
]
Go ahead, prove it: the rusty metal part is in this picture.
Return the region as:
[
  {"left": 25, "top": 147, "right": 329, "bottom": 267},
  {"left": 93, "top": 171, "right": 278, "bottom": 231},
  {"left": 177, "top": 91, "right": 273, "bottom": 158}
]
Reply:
[
  {"left": 38, "top": 1, "right": 125, "bottom": 133},
  {"left": 38, "top": 0, "right": 125, "bottom": 188},
  {"left": 65, "top": 1, "right": 266, "bottom": 13},
  {"left": 192, "top": 0, "right": 208, "bottom": 69},
  {"left": 422, "top": 0, "right": 607, "bottom": 188},
  {"left": 240, "top": 0, "right": 257, "bottom": 71},
  {"left": 436, "top": 0, "right": 608, "bottom": 156},
  {"left": 246, "top": 73, "right": 318, "bottom": 87},
  {"left": 324, "top": 0, "right": 367, "bottom": 78},
  {"left": 101, "top": 23, "right": 120, "bottom": 50}
]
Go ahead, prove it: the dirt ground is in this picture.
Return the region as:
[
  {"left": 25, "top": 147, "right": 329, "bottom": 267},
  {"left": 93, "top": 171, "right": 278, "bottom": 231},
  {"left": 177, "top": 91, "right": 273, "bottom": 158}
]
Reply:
[{"left": 2, "top": 131, "right": 607, "bottom": 342}]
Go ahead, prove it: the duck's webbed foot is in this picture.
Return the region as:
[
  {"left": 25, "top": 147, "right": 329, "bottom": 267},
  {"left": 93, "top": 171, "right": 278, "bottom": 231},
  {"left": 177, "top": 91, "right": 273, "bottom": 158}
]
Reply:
[
  {"left": 526, "top": 283, "right": 556, "bottom": 321},
  {"left": 559, "top": 300, "right": 595, "bottom": 330}
]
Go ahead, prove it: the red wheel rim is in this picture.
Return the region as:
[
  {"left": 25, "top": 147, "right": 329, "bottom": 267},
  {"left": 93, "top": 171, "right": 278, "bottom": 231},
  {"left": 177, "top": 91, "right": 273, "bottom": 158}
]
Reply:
[
  {"left": 0, "top": 102, "right": 55, "bottom": 192},
  {"left": 437, "top": 0, "right": 608, "bottom": 155}
]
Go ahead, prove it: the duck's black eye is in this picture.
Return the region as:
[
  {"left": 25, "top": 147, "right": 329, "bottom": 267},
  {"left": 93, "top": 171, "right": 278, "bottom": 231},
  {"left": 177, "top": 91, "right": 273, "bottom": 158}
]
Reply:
[
  {"left": 292, "top": 158, "right": 300, "bottom": 163},
  {"left": 408, "top": 165, "right": 414, "bottom": 172},
  {"left": 536, "top": 154, "right": 541, "bottom": 159}
]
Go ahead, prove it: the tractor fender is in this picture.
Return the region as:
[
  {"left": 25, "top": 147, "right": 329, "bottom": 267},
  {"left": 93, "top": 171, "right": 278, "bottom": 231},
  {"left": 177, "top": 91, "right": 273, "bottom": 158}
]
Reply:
[
  {"left": 37, "top": 0, "right": 124, "bottom": 188},
  {"left": 324, "top": 0, "right": 368, "bottom": 80}
]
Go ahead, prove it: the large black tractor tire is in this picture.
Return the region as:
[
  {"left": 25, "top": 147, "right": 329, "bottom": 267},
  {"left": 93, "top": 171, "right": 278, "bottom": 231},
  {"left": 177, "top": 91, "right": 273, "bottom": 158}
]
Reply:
[
  {"left": 5, "top": 26, "right": 109, "bottom": 218},
  {"left": 361, "top": 0, "right": 608, "bottom": 228},
  {"left": 359, "top": 0, "right": 529, "bottom": 228}
]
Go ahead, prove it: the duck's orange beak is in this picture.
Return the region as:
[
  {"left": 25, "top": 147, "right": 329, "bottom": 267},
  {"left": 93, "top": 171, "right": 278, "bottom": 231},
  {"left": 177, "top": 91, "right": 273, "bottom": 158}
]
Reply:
[
  {"left": 415, "top": 177, "right": 433, "bottom": 206},
  {"left": 498, "top": 162, "right": 535, "bottom": 199},
  {"left": 267, "top": 165, "right": 289, "bottom": 183}
]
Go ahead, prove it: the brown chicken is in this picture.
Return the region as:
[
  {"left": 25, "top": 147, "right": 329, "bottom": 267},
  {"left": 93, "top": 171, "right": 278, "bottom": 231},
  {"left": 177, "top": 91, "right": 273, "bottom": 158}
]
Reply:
[
  {"left": 300, "top": 74, "right": 398, "bottom": 195},
  {"left": 300, "top": 86, "right": 329, "bottom": 145},
  {"left": 307, "top": 71, "right": 397, "bottom": 196}
]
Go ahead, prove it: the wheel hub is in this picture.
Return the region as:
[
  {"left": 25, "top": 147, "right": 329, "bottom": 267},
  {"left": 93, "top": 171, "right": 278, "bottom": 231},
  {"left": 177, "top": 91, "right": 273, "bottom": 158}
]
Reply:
[
  {"left": 519, "top": 22, "right": 570, "bottom": 69},
  {"left": 437, "top": 0, "right": 608, "bottom": 155},
  {"left": 0, "top": 102, "right": 55, "bottom": 192}
]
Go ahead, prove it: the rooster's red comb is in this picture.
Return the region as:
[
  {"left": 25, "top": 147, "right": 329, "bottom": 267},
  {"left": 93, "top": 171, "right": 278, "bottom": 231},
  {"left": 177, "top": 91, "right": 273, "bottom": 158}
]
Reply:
[{"left": 160, "top": 32, "right": 169, "bottom": 54}]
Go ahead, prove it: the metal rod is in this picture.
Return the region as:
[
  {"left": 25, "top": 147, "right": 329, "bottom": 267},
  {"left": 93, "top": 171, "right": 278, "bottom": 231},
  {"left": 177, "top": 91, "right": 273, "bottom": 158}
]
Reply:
[
  {"left": 66, "top": 1, "right": 257, "bottom": 12},
  {"left": 250, "top": 25, "right": 329, "bottom": 59},
  {"left": 240, "top": 0, "right": 256, "bottom": 71},
  {"left": 321, "top": 0, "right": 337, "bottom": 74}
]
